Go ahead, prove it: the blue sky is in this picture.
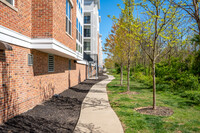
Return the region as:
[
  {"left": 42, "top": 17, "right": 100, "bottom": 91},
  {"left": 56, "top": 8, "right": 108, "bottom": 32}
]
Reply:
[{"left": 99, "top": 0, "right": 124, "bottom": 62}]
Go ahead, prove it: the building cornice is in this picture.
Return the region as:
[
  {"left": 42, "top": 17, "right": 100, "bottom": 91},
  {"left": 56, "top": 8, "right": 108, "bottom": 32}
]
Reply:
[
  {"left": 95, "top": 0, "right": 100, "bottom": 9},
  {"left": 0, "top": 25, "right": 83, "bottom": 60}
]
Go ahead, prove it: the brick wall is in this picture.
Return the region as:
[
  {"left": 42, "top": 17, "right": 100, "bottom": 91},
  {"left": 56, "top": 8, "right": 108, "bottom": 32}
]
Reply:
[
  {"left": 0, "top": 0, "right": 87, "bottom": 124},
  {"left": 0, "top": 0, "right": 77, "bottom": 51},
  {"left": 0, "top": 44, "right": 87, "bottom": 123},
  {"left": 32, "top": 0, "right": 53, "bottom": 38},
  {"left": 53, "top": 0, "right": 77, "bottom": 51},
  {"left": 0, "top": 0, "right": 32, "bottom": 37},
  {"left": 32, "top": 0, "right": 77, "bottom": 50}
]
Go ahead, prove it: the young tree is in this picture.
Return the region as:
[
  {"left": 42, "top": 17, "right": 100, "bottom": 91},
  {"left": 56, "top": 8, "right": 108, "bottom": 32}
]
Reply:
[
  {"left": 138, "top": 0, "right": 182, "bottom": 109},
  {"left": 104, "top": 23, "right": 126, "bottom": 86},
  {"left": 119, "top": 0, "right": 139, "bottom": 91}
]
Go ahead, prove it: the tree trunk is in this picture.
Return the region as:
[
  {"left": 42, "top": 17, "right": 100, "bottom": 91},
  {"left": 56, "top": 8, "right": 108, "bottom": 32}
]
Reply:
[
  {"left": 144, "top": 54, "right": 146, "bottom": 75},
  {"left": 152, "top": 61, "right": 156, "bottom": 110},
  {"left": 127, "top": 58, "right": 130, "bottom": 92},
  {"left": 149, "top": 60, "right": 151, "bottom": 76},
  {"left": 120, "top": 63, "right": 123, "bottom": 86},
  {"left": 152, "top": 0, "right": 158, "bottom": 110}
]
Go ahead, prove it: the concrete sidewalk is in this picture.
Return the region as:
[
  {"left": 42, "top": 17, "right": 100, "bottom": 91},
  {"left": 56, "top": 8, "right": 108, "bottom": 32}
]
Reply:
[{"left": 74, "top": 74, "right": 124, "bottom": 133}]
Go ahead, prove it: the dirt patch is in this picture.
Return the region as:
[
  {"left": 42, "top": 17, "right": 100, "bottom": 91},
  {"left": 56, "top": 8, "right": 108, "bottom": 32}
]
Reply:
[
  {"left": 0, "top": 73, "right": 108, "bottom": 133},
  {"left": 135, "top": 106, "right": 173, "bottom": 116},
  {"left": 119, "top": 91, "right": 140, "bottom": 95}
]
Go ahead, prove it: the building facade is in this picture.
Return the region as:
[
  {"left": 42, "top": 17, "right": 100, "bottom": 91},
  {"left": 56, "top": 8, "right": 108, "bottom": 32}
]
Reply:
[
  {"left": 83, "top": 0, "right": 103, "bottom": 76},
  {"left": 99, "top": 34, "right": 103, "bottom": 70},
  {"left": 0, "top": 0, "right": 93, "bottom": 123}
]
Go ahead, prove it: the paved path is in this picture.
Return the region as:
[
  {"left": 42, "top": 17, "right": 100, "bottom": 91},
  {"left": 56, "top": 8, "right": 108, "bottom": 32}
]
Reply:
[{"left": 74, "top": 74, "right": 124, "bottom": 133}]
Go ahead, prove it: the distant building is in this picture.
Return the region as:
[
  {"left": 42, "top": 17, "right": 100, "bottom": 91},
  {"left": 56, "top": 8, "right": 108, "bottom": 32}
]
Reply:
[
  {"left": 99, "top": 34, "right": 103, "bottom": 70},
  {"left": 83, "top": 0, "right": 103, "bottom": 76}
]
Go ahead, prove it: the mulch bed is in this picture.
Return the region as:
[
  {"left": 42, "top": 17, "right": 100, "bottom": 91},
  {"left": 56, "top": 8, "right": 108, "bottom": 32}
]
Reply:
[
  {"left": 134, "top": 106, "right": 174, "bottom": 116},
  {"left": 119, "top": 91, "right": 140, "bottom": 95},
  {"left": 0, "top": 73, "right": 108, "bottom": 133}
]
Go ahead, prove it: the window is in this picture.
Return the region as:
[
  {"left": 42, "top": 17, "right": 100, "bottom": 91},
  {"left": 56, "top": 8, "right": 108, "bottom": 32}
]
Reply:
[
  {"left": 84, "top": 40, "right": 91, "bottom": 51},
  {"left": 76, "top": 43, "right": 78, "bottom": 51},
  {"left": 76, "top": 18, "right": 79, "bottom": 39},
  {"left": 76, "top": 18, "right": 83, "bottom": 44},
  {"left": 84, "top": 16, "right": 91, "bottom": 24},
  {"left": 28, "top": 54, "right": 33, "bottom": 66},
  {"left": 79, "top": 45, "right": 81, "bottom": 52},
  {"left": 69, "top": 59, "right": 71, "bottom": 70},
  {"left": 81, "top": 25, "right": 82, "bottom": 35},
  {"left": 66, "top": 0, "right": 72, "bottom": 35},
  {"left": 79, "top": 22, "right": 81, "bottom": 33},
  {"left": 48, "top": 55, "right": 54, "bottom": 72},
  {"left": 84, "top": 1, "right": 92, "bottom": 5},
  {"left": 84, "top": 27, "right": 91, "bottom": 37},
  {"left": 79, "top": 32, "right": 81, "bottom": 42},
  {"left": 6, "top": 0, "right": 14, "bottom": 5},
  {"left": 76, "top": 18, "right": 78, "bottom": 29}
]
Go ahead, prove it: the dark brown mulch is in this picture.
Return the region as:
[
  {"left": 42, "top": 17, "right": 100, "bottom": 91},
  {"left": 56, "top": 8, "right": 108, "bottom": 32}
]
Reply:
[
  {"left": 135, "top": 106, "right": 174, "bottom": 116},
  {"left": 119, "top": 91, "right": 140, "bottom": 95},
  {"left": 0, "top": 73, "right": 108, "bottom": 133}
]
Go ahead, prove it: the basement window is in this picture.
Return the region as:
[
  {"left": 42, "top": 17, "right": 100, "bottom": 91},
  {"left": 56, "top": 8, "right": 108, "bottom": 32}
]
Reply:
[
  {"left": 0, "top": 0, "right": 17, "bottom": 11},
  {"left": 28, "top": 54, "right": 33, "bottom": 66},
  {"left": 48, "top": 54, "right": 54, "bottom": 72},
  {"left": 69, "top": 59, "right": 71, "bottom": 70}
]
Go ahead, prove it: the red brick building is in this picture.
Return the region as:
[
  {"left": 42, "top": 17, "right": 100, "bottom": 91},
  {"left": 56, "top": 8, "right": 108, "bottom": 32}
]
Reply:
[{"left": 0, "top": 0, "right": 88, "bottom": 123}]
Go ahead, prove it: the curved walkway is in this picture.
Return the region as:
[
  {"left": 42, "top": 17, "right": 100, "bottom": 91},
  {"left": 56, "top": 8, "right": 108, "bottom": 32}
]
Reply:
[{"left": 74, "top": 74, "right": 124, "bottom": 133}]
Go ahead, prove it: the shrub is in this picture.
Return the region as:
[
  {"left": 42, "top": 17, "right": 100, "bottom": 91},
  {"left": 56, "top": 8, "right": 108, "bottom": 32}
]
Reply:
[
  {"left": 132, "top": 72, "right": 152, "bottom": 87},
  {"left": 156, "top": 57, "right": 200, "bottom": 92},
  {"left": 174, "top": 73, "right": 200, "bottom": 91},
  {"left": 192, "top": 50, "right": 200, "bottom": 76},
  {"left": 180, "top": 91, "right": 200, "bottom": 104},
  {"left": 156, "top": 83, "right": 171, "bottom": 91}
]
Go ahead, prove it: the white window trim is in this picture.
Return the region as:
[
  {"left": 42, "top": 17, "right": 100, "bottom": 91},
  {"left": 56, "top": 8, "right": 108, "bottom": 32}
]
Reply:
[
  {"left": 68, "top": 0, "right": 73, "bottom": 8},
  {"left": 66, "top": 31, "right": 73, "bottom": 39},
  {"left": 0, "top": 0, "right": 18, "bottom": 11}
]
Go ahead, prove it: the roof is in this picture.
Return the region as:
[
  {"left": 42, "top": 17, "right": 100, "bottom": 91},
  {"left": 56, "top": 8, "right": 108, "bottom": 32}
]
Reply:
[{"left": 95, "top": 0, "right": 100, "bottom": 9}]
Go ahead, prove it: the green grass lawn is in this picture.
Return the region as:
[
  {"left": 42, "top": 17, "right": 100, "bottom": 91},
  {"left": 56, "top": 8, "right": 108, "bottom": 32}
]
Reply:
[{"left": 107, "top": 73, "right": 200, "bottom": 133}]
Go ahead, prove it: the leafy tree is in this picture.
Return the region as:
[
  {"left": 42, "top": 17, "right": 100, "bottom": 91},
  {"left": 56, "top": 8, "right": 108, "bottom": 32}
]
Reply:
[
  {"left": 104, "top": 23, "right": 126, "bottom": 86},
  {"left": 138, "top": 0, "right": 182, "bottom": 109},
  {"left": 170, "top": 0, "right": 200, "bottom": 36},
  {"left": 104, "top": 58, "right": 115, "bottom": 69},
  {"left": 118, "top": 0, "right": 139, "bottom": 91}
]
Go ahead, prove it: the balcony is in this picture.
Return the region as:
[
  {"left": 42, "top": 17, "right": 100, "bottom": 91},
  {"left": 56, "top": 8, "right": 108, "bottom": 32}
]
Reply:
[{"left": 84, "top": 52, "right": 98, "bottom": 63}]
